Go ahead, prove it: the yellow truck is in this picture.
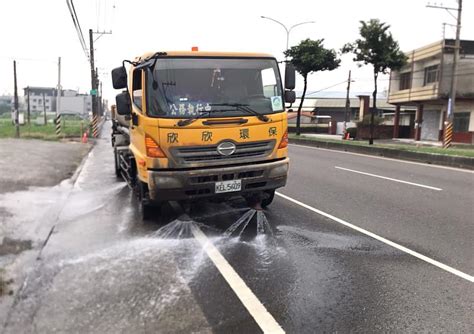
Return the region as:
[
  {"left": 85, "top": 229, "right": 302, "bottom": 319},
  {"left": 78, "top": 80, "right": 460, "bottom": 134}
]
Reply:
[{"left": 111, "top": 49, "right": 295, "bottom": 218}]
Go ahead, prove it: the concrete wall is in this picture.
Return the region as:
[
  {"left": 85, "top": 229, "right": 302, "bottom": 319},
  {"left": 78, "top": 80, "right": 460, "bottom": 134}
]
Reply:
[{"left": 60, "top": 95, "right": 92, "bottom": 115}]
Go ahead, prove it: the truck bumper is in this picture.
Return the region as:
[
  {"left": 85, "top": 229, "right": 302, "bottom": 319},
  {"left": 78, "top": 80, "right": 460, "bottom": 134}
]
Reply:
[{"left": 147, "top": 158, "right": 289, "bottom": 201}]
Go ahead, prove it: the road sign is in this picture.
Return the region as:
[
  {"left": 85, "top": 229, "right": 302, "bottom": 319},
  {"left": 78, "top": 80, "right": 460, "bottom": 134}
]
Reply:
[{"left": 90, "top": 89, "right": 97, "bottom": 96}]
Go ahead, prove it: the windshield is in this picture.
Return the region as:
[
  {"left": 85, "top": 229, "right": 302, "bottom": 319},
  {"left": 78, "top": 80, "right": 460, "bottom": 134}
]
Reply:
[{"left": 147, "top": 58, "right": 283, "bottom": 118}]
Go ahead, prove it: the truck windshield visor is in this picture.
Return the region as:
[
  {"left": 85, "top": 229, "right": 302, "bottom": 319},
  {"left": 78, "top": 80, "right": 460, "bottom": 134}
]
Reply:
[{"left": 147, "top": 58, "right": 283, "bottom": 118}]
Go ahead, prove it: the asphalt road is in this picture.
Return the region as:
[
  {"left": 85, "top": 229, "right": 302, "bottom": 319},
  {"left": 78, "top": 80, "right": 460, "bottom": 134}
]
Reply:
[{"left": 2, "top": 128, "right": 473, "bottom": 333}]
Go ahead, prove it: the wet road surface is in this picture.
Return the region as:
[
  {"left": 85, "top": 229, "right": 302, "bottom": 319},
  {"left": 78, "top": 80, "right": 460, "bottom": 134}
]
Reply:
[{"left": 2, "top": 128, "right": 473, "bottom": 333}]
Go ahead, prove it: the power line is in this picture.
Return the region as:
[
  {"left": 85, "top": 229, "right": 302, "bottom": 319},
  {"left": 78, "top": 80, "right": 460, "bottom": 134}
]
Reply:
[
  {"left": 355, "top": 70, "right": 474, "bottom": 82},
  {"left": 66, "top": 0, "right": 89, "bottom": 60},
  {"left": 306, "top": 80, "right": 350, "bottom": 96},
  {"left": 70, "top": 0, "right": 87, "bottom": 49}
]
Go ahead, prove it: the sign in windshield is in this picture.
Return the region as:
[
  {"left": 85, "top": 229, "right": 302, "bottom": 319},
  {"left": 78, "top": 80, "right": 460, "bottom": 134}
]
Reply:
[{"left": 147, "top": 58, "right": 283, "bottom": 118}]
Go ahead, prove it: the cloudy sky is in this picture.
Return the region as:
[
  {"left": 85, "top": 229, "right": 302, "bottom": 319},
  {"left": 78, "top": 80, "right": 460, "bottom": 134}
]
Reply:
[{"left": 0, "top": 0, "right": 472, "bottom": 102}]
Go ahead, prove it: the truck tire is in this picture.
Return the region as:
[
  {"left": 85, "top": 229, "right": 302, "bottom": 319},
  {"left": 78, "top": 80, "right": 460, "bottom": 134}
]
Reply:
[
  {"left": 140, "top": 201, "right": 157, "bottom": 221},
  {"left": 261, "top": 190, "right": 275, "bottom": 208},
  {"left": 138, "top": 181, "right": 161, "bottom": 221},
  {"left": 114, "top": 148, "right": 122, "bottom": 179}
]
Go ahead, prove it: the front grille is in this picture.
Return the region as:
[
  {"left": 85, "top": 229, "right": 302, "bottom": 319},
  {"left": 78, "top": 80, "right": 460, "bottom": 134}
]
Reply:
[{"left": 171, "top": 140, "right": 275, "bottom": 164}]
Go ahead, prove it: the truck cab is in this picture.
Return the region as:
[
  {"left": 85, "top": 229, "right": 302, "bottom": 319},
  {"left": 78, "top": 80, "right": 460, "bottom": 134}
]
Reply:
[{"left": 111, "top": 50, "right": 295, "bottom": 218}]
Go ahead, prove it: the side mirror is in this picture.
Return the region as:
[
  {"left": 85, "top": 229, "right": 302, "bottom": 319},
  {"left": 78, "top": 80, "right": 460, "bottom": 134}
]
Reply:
[
  {"left": 284, "top": 90, "right": 296, "bottom": 103},
  {"left": 112, "top": 66, "right": 127, "bottom": 89},
  {"left": 115, "top": 91, "right": 131, "bottom": 116},
  {"left": 284, "top": 63, "right": 296, "bottom": 90}
]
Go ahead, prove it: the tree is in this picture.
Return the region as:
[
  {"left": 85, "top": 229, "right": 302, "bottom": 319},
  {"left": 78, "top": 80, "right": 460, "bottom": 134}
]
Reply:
[
  {"left": 284, "top": 39, "right": 340, "bottom": 136},
  {"left": 342, "top": 19, "right": 407, "bottom": 144}
]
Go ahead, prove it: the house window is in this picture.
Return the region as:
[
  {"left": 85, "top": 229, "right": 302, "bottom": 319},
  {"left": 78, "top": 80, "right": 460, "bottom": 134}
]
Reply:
[
  {"left": 399, "top": 72, "right": 412, "bottom": 90},
  {"left": 424, "top": 65, "right": 439, "bottom": 85},
  {"left": 453, "top": 112, "right": 470, "bottom": 132}
]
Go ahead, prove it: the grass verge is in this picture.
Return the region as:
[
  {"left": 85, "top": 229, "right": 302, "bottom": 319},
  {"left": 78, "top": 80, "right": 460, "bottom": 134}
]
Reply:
[
  {"left": 0, "top": 119, "right": 89, "bottom": 141},
  {"left": 290, "top": 134, "right": 474, "bottom": 158}
]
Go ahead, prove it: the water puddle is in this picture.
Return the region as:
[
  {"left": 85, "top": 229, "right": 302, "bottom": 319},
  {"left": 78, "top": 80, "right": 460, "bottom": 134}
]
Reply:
[{"left": 279, "top": 225, "right": 390, "bottom": 254}]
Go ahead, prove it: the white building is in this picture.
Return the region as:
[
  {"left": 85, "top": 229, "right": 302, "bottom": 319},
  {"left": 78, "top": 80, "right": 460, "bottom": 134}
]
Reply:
[
  {"left": 23, "top": 87, "right": 56, "bottom": 113},
  {"left": 23, "top": 87, "right": 92, "bottom": 116}
]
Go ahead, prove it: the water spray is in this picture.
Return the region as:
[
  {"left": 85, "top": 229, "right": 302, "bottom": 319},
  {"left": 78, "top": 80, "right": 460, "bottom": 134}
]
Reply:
[{"left": 153, "top": 198, "right": 273, "bottom": 240}]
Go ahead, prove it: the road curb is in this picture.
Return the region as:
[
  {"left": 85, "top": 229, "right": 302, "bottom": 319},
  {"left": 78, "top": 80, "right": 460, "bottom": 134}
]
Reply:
[
  {"left": 70, "top": 143, "right": 95, "bottom": 184},
  {"left": 289, "top": 138, "right": 474, "bottom": 170}
]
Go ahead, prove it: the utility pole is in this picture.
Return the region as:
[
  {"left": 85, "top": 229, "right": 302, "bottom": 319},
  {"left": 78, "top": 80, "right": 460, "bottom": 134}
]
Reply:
[
  {"left": 42, "top": 92, "right": 47, "bottom": 125},
  {"left": 26, "top": 86, "right": 30, "bottom": 125},
  {"left": 99, "top": 81, "right": 103, "bottom": 116},
  {"left": 96, "top": 66, "right": 101, "bottom": 116},
  {"left": 89, "top": 29, "right": 97, "bottom": 118},
  {"left": 13, "top": 61, "right": 19, "bottom": 138},
  {"left": 56, "top": 57, "right": 61, "bottom": 115},
  {"left": 344, "top": 70, "right": 352, "bottom": 136},
  {"left": 446, "top": 0, "right": 462, "bottom": 148},
  {"left": 427, "top": 0, "right": 463, "bottom": 148}
]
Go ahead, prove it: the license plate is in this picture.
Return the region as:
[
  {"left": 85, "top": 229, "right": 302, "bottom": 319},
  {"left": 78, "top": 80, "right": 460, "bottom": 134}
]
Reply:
[{"left": 215, "top": 180, "right": 242, "bottom": 193}]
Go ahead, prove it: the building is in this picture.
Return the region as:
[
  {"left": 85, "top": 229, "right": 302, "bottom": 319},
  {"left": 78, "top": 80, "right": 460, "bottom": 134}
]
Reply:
[
  {"left": 388, "top": 39, "right": 474, "bottom": 143},
  {"left": 23, "top": 87, "right": 57, "bottom": 113},
  {"left": 289, "top": 95, "right": 413, "bottom": 122},
  {"left": 288, "top": 96, "right": 415, "bottom": 135},
  {"left": 22, "top": 87, "right": 92, "bottom": 116}
]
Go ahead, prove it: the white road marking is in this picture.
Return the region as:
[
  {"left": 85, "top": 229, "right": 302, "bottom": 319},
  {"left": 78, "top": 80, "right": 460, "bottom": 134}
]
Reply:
[
  {"left": 276, "top": 192, "right": 474, "bottom": 283},
  {"left": 191, "top": 225, "right": 285, "bottom": 334},
  {"left": 289, "top": 143, "right": 474, "bottom": 174},
  {"left": 335, "top": 166, "right": 443, "bottom": 191}
]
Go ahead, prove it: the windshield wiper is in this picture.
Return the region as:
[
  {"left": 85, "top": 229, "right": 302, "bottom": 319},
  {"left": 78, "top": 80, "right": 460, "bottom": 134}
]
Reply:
[
  {"left": 176, "top": 110, "right": 213, "bottom": 127},
  {"left": 209, "top": 103, "right": 269, "bottom": 122}
]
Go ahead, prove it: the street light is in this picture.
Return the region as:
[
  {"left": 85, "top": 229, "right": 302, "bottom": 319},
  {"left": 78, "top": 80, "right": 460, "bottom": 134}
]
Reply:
[{"left": 260, "top": 16, "right": 315, "bottom": 53}]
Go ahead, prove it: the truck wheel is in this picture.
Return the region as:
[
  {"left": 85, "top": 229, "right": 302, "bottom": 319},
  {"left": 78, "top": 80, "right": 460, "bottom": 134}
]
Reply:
[
  {"left": 140, "top": 201, "right": 157, "bottom": 220},
  {"left": 138, "top": 181, "right": 161, "bottom": 221},
  {"left": 114, "top": 148, "right": 121, "bottom": 179},
  {"left": 261, "top": 190, "right": 275, "bottom": 208}
]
